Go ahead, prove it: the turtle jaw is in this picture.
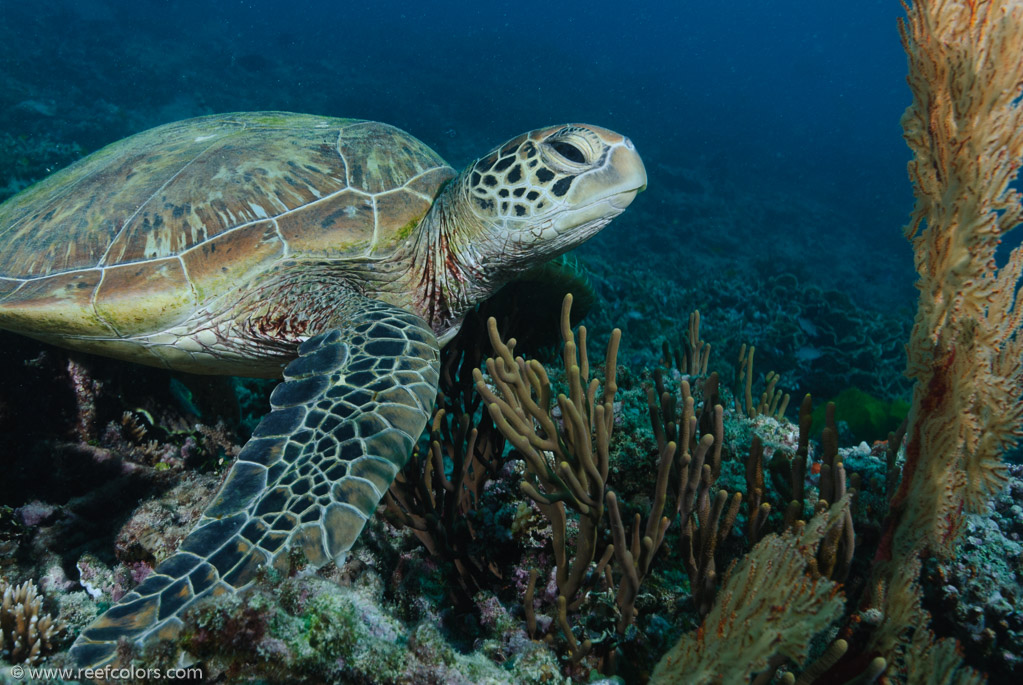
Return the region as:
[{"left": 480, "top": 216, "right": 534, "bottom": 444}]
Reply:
[
  {"left": 512, "top": 134, "right": 647, "bottom": 248},
  {"left": 551, "top": 136, "right": 647, "bottom": 229},
  {"left": 551, "top": 184, "right": 644, "bottom": 234}
]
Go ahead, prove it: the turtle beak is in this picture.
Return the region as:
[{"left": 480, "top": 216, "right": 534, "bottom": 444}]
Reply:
[
  {"left": 605, "top": 137, "right": 647, "bottom": 210},
  {"left": 548, "top": 132, "right": 647, "bottom": 233}
]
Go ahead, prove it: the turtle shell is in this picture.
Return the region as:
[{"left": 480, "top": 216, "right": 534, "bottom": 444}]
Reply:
[{"left": 0, "top": 112, "right": 455, "bottom": 338}]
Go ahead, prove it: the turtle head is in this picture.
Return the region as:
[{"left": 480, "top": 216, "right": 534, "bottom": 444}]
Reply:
[
  {"left": 462, "top": 124, "right": 646, "bottom": 265},
  {"left": 407, "top": 124, "right": 644, "bottom": 342}
]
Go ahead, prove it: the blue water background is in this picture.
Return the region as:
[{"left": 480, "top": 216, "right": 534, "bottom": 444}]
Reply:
[{"left": 1, "top": 0, "right": 915, "bottom": 307}]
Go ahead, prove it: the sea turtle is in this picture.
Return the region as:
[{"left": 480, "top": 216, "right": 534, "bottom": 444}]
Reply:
[{"left": 0, "top": 112, "right": 645, "bottom": 669}]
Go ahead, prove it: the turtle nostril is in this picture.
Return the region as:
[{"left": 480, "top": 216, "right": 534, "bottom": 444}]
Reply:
[
  {"left": 623, "top": 137, "right": 634, "bottom": 150},
  {"left": 550, "top": 140, "right": 586, "bottom": 164}
]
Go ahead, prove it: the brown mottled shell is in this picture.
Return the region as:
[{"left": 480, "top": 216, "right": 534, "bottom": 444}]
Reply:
[{"left": 0, "top": 112, "right": 454, "bottom": 337}]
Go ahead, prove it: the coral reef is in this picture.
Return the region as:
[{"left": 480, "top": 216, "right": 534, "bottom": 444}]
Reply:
[
  {"left": 582, "top": 254, "right": 913, "bottom": 410},
  {"left": 131, "top": 520, "right": 564, "bottom": 685},
  {"left": 2, "top": 1, "right": 1023, "bottom": 682},
  {"left": 922, "top": 463, "right": 1023, "bottom": 681},
  {"left": 2, "top": 241, "right": 1020, "bottom": 682},
  {"left": 650, "top": 499, "right": 850, "bottom": 684},
  {"left": 0, "top": 131, "right": 82, "bottom": 202},
  {"left": 0, "top": 578, "right": 65, "bottom": 665},
  {"left": 472, "top": 294, "right": 733, "bottom": 675},
  {"left": 454, "top": 294, "right": 886, "bottom": 679}
]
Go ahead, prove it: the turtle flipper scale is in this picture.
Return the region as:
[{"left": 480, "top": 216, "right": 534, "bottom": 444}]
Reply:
[{"left": 70, "top": 298, "right": 439, "bottom": 669}]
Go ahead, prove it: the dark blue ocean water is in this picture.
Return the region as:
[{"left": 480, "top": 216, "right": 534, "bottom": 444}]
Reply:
[{"left": 0, "top": 0, "right": 915, "bottom": 309}]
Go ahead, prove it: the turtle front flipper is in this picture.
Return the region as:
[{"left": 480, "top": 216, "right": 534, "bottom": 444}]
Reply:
[{"left": 69, "top": 298, "right": 439, "bottom": 670}]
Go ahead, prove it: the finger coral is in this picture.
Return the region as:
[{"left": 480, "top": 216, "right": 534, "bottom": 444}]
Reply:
[
  {"left": 0, "top": 577, "right": 65, "bottom": 665},
  {"left": 473, "top": 293, "right": 620, "bottom": 663}
]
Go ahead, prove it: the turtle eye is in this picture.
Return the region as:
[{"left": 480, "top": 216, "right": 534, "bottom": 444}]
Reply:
[
  {"left": 542, "top": 128, "right": 599, "bottom": 170},
  {"left": 550, "top": 140, "right": 586, "bottom": 165}
]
